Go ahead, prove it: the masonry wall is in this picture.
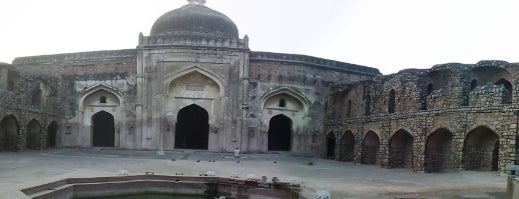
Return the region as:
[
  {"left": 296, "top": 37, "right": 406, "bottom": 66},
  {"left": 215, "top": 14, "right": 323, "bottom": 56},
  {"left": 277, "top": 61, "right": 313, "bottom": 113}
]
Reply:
[{"left": 325, "top": 60, "right": 519, "bottom": 173}]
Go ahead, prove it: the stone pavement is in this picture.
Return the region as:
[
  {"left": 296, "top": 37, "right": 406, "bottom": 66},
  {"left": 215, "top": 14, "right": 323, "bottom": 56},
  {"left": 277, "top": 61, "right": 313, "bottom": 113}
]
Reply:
[{"left": 0, "top": 148, "right": 506, "bottom": 199}]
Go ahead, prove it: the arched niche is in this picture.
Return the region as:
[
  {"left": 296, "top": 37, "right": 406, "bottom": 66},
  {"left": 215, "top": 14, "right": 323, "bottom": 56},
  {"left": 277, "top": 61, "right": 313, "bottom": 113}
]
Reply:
[
  {"left": 361, "top": 130, "right": 380, "bottom": 165},
  {"left": 0, "top": 115, "right": 19, "bottom": 151},
  {"left": 340, "top": 130, "right": 355, "bottom": 162},
  {"left": 389, "top": 129, "right": 413, "bottom": 169},
  {"left": 425, "top": 128, "right": 453, "bottom": 172},
  {"left": 463, "top": 126, "right": 499, "bottom": 171},
  {"left": 26, "top": 119, "right": 42, "bottom": 150},
  {"left": 47, "top": 121, "right": 59, "bottom": 148},
  {"left": 79, "top": 85, "right": 123, "bottom": 148},
  {"left": 326, "top": 132, "right": 336, "bottom": 158},
  {"left": 165, "top": 71, "right": 222, "bottom": 126},
  {"left": 174, "top": 104, "right": 209, "bottom": 150}
]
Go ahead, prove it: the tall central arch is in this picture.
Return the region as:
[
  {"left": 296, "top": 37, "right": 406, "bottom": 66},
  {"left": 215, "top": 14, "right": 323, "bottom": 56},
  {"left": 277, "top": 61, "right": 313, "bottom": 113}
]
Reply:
[
  {"left": 175, "top": 104, "right": 209, "bottom": 149},
  {"left": 268, "top": 114, "right": 292, "bottom": 151},
  {"left": 92, "top": 111, "right": 115, "bottom": 147}
]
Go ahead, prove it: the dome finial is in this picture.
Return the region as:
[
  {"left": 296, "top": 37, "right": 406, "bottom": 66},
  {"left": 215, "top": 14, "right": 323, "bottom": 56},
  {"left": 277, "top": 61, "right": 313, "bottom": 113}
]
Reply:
[{"left": 187, "top": 0, "right": 206, "bottom": 5}]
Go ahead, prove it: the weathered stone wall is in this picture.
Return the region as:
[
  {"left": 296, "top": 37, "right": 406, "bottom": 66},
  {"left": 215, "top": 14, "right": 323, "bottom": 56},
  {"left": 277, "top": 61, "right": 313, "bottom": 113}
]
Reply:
[
  {"left": 11, "top": 50, "right": 138, "bottom": 149},
  {"left": 248, "top": 52, "right": 379, "bottom": 154},
  {"left": 326, "top": 60, "right": 519, "bottom": 173},
  {"left": 0, "top": 63, "right": 62, "bottom": 151}
]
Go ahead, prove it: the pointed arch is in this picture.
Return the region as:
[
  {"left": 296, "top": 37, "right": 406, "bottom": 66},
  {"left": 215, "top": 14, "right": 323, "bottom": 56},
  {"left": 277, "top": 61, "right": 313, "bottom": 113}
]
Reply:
[
  {"left": 267, "top": 114, "right": 292, "bottom": 151},
  {"left": 174, "top": 104, "right": 209, "bottom": 149},
  {"left": 0, "top": 115, "right": 19, "bottom": 151},
  {"left": 326, "top": 132, "right": 336, "bottom": 158},
  {"left": 389, "top": 129, "right": 413, "bottom": 168},
  {"left": 26, "top": 119, "right": 42, "bottom": 150},
  {"left": 47, "top": 121, "right": 59, "bottom": 148},
  {"left": 165, "top": 66, "right": 225, "bottom": 97},
  {"left": 260, "top": 87, "right": 310, "bottom": 113},
  {"left": 91, "top": 111, "right": 115, "bottom": 147},
  {"left": 425, "top": 128, "right": 453, "bottom": 172},
  {"left": 340, "top": 130, "right": 355, "bottom": 162},
  {"left": 78, "top": 84, "right": 123, "bottom": 110},
  {"left": 361, "top": 130, "right": 380, "bottom": 164},
  {"left": 495, "top": 78, "right": 512, "bottom": 104},
  {"left": 463, "top": 126, "right": 499, "bottom": 171}
]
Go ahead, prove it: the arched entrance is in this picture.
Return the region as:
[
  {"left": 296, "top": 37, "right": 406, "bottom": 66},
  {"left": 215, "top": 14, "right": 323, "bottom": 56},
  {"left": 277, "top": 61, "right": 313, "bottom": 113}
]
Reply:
[
  {"left": 326, "top": 132, "right": 336, "bottom": 158},
  {"left": 26, "top": 119, "right": 41, "bottom": 150},
  {"left": 92, "top": 111, "right": 115, "bottom": 147},
  {"left": 361, "top": 131, "right": 380, "bottom": 164},
  {"left": 425, "top": 128, "right": 452, "bottom": 172},
  {"left": 267, "top": 114, "right": 292, "bottom": 151},
  {"left": 389, "top": 129, "right": 413, "bottom": 168},
  {"left": 47, "top": 121, "right": 58, "bottom": 148},
  {"left": 340, "top": 131, "right": 355, "bottom": 162},
  {"left": 0, "top": 115, "right": 19, "bottom": 151},
  {"left": 175, "top": 104, "right": 209, "bottom": 149},
  {"left": 463, "top": 126, "right": 499, "bottom": 171}
]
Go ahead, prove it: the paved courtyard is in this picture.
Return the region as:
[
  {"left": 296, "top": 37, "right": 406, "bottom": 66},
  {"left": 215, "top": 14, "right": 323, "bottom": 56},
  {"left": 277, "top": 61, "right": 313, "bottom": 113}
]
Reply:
[{"left": 0, "top": 148, "right": 506, "bottom": 199}]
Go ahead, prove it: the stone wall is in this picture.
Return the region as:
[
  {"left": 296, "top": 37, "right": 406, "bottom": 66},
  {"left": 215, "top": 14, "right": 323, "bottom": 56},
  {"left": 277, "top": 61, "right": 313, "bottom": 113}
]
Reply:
[
  {"left": 0, "top": 63, "right": 62, "bottom": 151},
  {"left": 325, "top": 60, "right": 519, "bottom": 173}
]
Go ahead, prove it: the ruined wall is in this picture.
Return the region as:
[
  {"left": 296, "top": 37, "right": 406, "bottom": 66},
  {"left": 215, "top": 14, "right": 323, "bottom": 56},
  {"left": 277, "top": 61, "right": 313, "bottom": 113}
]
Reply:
[
  {"left": 326, "top": 60, "right": 519, "bottom": 173},
  {"left": 0, "top": 63, "right": 62, "bottom": 151}
]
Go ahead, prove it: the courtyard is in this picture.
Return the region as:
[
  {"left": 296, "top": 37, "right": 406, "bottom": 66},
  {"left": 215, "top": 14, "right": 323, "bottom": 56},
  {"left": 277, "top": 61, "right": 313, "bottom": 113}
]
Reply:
[{"left": 0, "top": 148, "right": 506, "bottom": 199}]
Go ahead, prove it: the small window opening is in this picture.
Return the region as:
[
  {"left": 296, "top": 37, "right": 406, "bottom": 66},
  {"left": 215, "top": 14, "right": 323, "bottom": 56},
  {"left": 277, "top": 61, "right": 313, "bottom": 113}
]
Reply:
[
  {"left": 279, "top": 98, "right": 286, "bottom": 107},
  {"left": 100, "top": 96, "right": 107, "bottom": 103}
]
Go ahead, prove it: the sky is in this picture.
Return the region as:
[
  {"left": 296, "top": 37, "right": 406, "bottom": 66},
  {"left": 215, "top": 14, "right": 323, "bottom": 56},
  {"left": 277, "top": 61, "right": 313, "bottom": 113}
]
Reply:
[{"left": 1, "top": 0, "right": 518, "bottom": 74}]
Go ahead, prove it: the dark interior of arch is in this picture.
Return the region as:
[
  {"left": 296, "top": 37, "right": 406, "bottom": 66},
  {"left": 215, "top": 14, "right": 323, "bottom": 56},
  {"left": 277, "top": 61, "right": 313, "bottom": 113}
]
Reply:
[
  {"left": 425, "top": 129, "right": 452, "bottom": 172},
  {"left": 175, "top": 104, "right": 209, "bottom": 149},
  {"left": 47, "top": 122, "right": 58, "bottom": 148},
  {"left": 340, "top": 131, "right": 355, "bottom": 162},
  {"left": 26, "top": 120, "right": 41, "bottom": 150},
  {"left": 390, "top": 130, "right": 413, "bottom": 168},
  {"left": 361, "top": 131, "right": 379, "bottom": 164},
  {"left": 463, "top": 126, "right": 499, "bottom": 171},
  {"left": 326, "top": 132, "right": 336, "bottom": 158},
  {"left": 92, "top": 111, "right": 115, "bottom": 147},
  {"left": 0, "top": 115, "right": 19, "bottom": 151},
  {"left": 495, "top": 78, "right": 512, "bottom": 104},
  {"left": 268, "top": 114, "right": 292, "bottom": 151}
]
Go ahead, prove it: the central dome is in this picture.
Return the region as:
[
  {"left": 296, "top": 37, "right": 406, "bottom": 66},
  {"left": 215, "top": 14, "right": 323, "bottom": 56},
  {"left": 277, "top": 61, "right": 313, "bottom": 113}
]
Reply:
[{"left": 150, "top": 2, "right": 239, "bottom": 39}]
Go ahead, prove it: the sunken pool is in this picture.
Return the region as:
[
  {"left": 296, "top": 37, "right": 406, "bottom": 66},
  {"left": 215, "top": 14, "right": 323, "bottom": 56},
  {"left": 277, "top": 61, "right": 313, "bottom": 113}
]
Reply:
[{"left": 22, "top": 175, "right": 301, "bottom": 199}]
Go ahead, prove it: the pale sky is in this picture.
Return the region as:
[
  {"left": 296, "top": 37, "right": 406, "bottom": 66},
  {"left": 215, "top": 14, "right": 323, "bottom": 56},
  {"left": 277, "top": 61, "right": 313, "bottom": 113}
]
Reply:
[{"left": 1, "top": 0, "right": 518, "bottom": 74}]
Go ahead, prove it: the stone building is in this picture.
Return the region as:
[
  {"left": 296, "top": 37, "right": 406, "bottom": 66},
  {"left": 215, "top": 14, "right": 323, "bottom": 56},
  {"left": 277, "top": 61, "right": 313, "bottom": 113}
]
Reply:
[
  {"left": 1, "top": 0, "right": 378, "bottom": 155},
  {"left": 325, "top": 60, "right": 519, "bottom": 173},
  {"left": 1, "top": 0, "right": 516, "bottom": 173}
]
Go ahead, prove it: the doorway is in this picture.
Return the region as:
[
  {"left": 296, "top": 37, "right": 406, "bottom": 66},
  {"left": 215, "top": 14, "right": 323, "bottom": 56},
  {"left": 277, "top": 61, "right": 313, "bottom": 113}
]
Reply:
[
  {"left": 92, "top": 111, "right": 115, "bottom": 147},
  {"left": 175, "top": 104, "right": 209, "bottom": 149},
  {"left": 267, "top": 114, "right": 292, "bottom": 151}
]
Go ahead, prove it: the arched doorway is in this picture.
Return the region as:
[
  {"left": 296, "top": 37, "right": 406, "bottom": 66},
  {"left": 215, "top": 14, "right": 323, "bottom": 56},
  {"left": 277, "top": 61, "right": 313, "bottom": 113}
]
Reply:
[
  {"left": 92, "top": 111, "right": 115, "bottom": 147},
  {"left": 175, "top": 104, "right": 209, "bottom": 149},
  {"left": 463, "top": 126, "right": 499, "bottom": 171},
  {"left": 47, "top": 121, "right": 58, "bottom": 148},
  {"left": 340, "top": 131, "right": 355, "bottom": 162},
  {"left": 326, "top": 132, "right": 336, "bottom": 158},
  {"left": 361, "top": 131, "right": 380, "bottom": 164},
  {"left": 389, "top": 129, "right": 413, "bottom": 168},
  {"left": 425, "top": 128, "right": 452, "bottom": 172},
  {"left": 26, "top": 119, "right": 41, "bottom": 150},
  {"left": 268, "top": 114, "right": 292, "bottom": 151},
  {"left": 0, "top": 115, "right": 19, "bottom": 151}
]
